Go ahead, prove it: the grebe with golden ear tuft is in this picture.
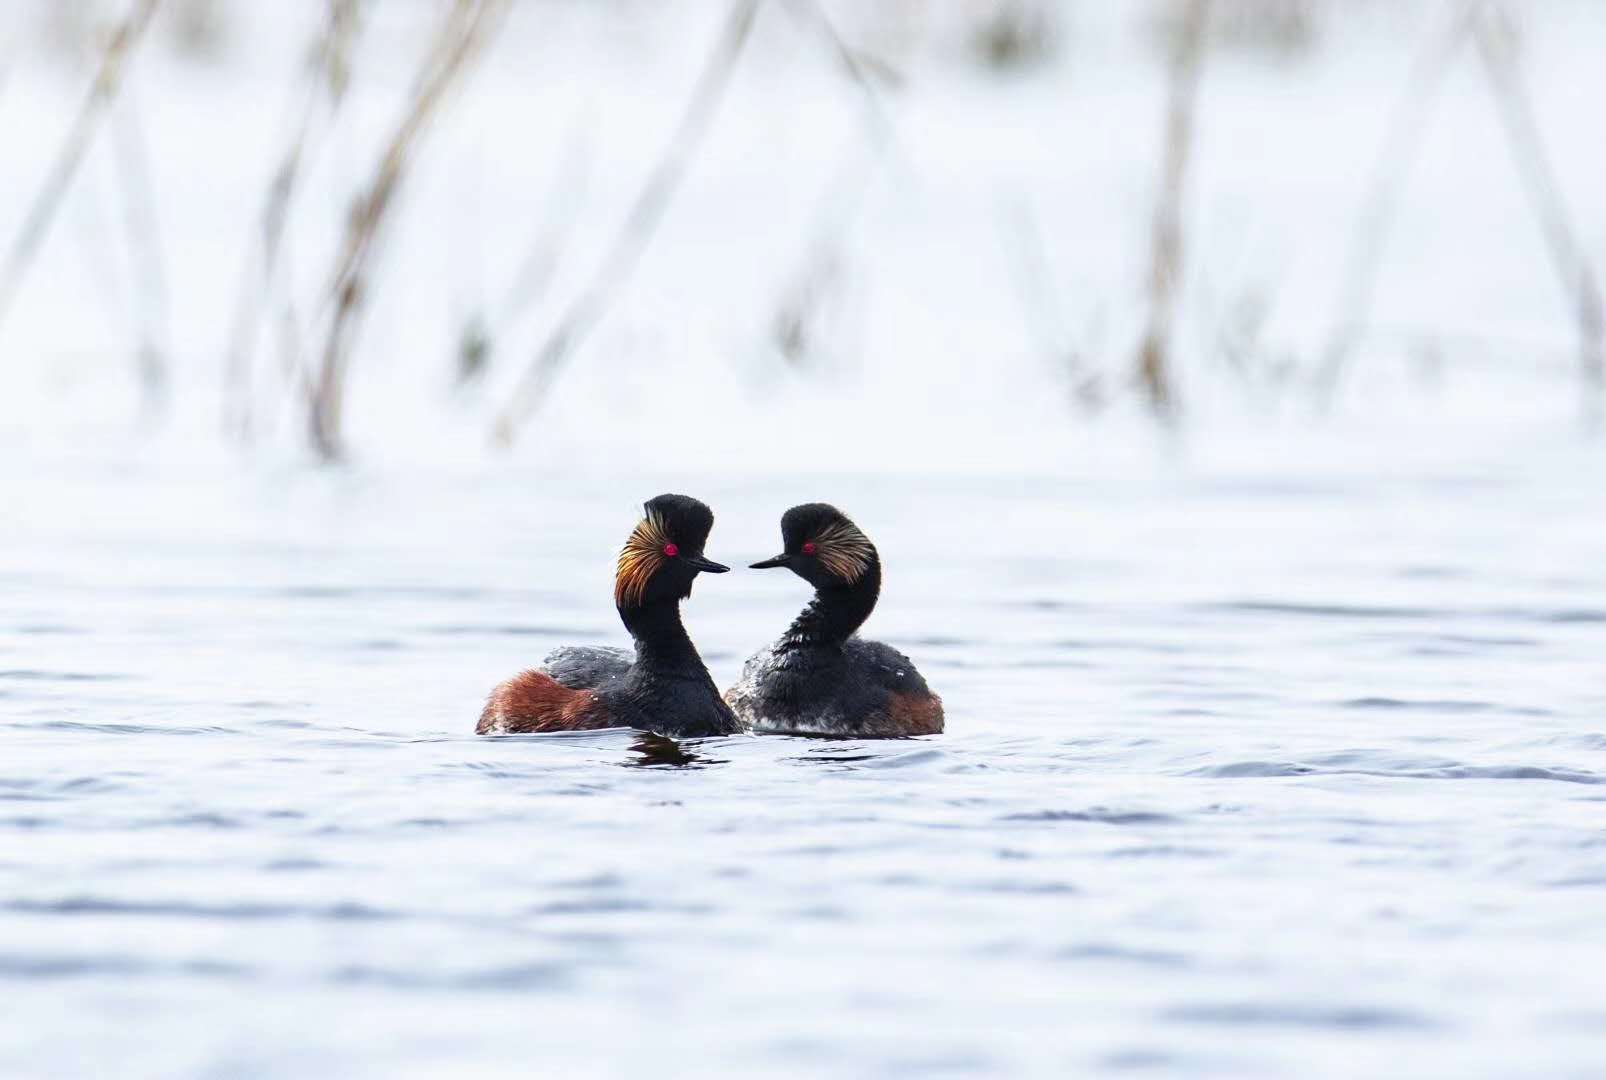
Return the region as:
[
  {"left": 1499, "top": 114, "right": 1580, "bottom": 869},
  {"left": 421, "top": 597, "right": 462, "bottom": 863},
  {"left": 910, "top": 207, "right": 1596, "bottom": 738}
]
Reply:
[
  {"left": 478, "top": 494, "right": 741, "bottom": 738},
  {"left": 726, "top": 503, "right": 943, "bottom": 738}
]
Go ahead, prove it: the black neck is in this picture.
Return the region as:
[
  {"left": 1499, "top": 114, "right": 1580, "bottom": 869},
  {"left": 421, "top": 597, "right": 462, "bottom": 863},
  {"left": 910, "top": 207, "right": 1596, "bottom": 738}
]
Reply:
[
  {"left": 780, "top": 557, "right": 881, "bottom": 650},
  {"left": 619, "top": 598, "right": 708, "bottom": 678}
]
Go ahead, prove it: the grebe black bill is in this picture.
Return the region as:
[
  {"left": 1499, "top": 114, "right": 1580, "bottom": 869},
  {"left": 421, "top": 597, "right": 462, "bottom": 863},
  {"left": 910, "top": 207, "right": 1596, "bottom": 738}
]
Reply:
[
  {"left": 725, "top": 503, "right": 944, "bottom": 738},
  {"left": 478, "top": 494, "right": 742, "bottom": 738}
]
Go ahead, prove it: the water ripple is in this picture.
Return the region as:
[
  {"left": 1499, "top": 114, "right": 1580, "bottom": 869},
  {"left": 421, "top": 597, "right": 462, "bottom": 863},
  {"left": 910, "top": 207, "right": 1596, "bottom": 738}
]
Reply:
[
  {"left": 1200, "top": 600, "right": 1606, "bottom": 625},
  {"left": 1200, "top": 600, "right": 1443, "bottom": 620},
  {"left": 1001, "top": 809, "right": 1178, "bottom": 825},
  {"left": 0, "top": 953, "right": 251, "bottom": 980},
  {"left": 422, "top": 624, "right": 605, "bottom": 638},
  {"left": 1338, "top": 697, "right": 1551, "bottom": 716},
  {"left": 1163, "top": 1002, "right": 1439, "bottom": 1030},
  {"left": 1188, "top": 760, "right": 1601, "bottom": 784},
  {"left": 1060, "top": 943, "right": 1189, "bottom": 967},
  {"left": 330, "top": 962, "right": 566, "bottom": 991},
  {"left": 5, "top": 897, "right": 399, "bottom": 921},
  {"left": 0, "top": 669, "right": 130, "bottom": 682}
]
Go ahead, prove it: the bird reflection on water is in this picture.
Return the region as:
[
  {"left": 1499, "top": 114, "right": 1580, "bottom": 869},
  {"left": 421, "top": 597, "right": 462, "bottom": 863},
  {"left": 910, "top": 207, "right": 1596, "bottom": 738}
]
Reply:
[
  {"left": 622, "top": 733, "right": 881, "bottom": 769},
  {"left": 621, "top": 732, "right": 728, "bottom": 769}
]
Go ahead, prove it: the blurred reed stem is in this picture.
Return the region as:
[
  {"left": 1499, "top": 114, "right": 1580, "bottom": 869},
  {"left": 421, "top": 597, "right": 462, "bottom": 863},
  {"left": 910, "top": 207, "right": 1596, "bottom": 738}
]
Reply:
[
  {"left": 1315, "top": 1, "right": 1602, "bottom": 421},
  {"left": 457, "top": 112, "right": 596, "bottom": 385},
  {"left": 307, "top": 0, "right": 505, "bottom": 461},
  {"left": 1470, "top": 3, "right": 1604, "bottom": 423},
  {"left": 1001, "top": 197, "right": 1104, "bottom": 410},
  {"left": 784, "top": 0, "right": 899, "bottom": 146},
  {"left": 491, "top": 0, "right": 762, "bottom": 448},
  {"left": 225, "top": 0, "right": 361, "bottom": 443},
  {"left": 768, "top": 0, "right": 899, "bottom": 373},
  {"left": 1312, "top": 6, "right": 1470, "bottom": 405},
  {"left": 111, "top": 94, "right": 169, "bottom": 410},
  {"left": 1135, "top": 0, "right": 1210, "bottom": 419},
  {"left": 0, "top": 0, "right": 159, "bottom": 339}
]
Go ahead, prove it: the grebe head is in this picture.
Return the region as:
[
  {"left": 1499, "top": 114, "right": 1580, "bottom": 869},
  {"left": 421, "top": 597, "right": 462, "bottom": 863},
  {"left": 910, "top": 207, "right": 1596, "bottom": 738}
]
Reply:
[
  {"left": 615, "top": 493, "right": 728, "bottom": 610},
  {"left": 750, "top": 503, "right": 877, "bottom": 590}
]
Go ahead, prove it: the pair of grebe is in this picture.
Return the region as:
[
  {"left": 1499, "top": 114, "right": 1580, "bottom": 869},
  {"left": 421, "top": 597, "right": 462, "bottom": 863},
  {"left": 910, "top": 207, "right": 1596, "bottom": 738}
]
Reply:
[{"left": 477, "top": 494, "right": 943, "bottom": 739}]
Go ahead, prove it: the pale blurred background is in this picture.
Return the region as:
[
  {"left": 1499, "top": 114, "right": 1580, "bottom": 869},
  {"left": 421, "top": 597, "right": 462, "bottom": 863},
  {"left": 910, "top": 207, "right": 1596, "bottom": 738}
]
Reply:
[{"left": 1, "top": 0, "right": 1603, "bottom": 472}]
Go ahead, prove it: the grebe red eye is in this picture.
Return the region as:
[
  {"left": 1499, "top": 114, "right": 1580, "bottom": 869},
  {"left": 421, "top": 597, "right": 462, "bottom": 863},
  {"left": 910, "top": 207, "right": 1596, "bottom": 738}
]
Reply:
[
  {"left": 663, "top": 543, "right": 679, "bottom": 557},
  {"left": 801, "top": 541, "right": 817, "bottom": 556}
]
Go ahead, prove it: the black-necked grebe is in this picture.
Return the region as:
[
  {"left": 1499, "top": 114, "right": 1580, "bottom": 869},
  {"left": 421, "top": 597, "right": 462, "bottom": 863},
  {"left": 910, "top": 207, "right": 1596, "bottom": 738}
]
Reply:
[
  {"left": 478, "top": 494, "right": 742, "bottom": 738},
  {"left": 725, "top": 503, "right": 943, "bottom": 737}
]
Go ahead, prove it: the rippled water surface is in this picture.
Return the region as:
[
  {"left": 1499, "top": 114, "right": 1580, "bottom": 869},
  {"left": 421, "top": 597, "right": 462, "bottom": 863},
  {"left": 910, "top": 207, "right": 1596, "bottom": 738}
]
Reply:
[{"left": 3, "top": 456, "right": 1604, "bottom": 1078}]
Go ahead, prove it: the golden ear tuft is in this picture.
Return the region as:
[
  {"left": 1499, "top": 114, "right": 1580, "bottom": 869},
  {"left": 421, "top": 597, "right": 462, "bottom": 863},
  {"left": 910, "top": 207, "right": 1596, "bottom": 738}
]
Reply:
[
  {"left": 812, "top": 519, "right": 874, "bottom": 584},
  {"left": 615, "top": 509, "right": 671, "bottom": 607}
]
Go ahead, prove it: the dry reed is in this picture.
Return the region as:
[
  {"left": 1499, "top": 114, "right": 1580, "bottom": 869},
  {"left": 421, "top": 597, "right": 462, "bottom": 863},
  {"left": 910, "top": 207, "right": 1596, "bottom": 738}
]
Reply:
[
  {"left": 1134, "top": 0, "right": 1210, "bottom": 418},
  {"left": 306, "top": 0, "right": 506, "bottom": 461},
  {"left": 224, "top": 0, "right": 361, "bottom": 442},
  {"left": 0, "top": 0, "right": 160, "bottom": 337},
  {"left": 490, "top": 0, "right": 762, "bottom": 448}
]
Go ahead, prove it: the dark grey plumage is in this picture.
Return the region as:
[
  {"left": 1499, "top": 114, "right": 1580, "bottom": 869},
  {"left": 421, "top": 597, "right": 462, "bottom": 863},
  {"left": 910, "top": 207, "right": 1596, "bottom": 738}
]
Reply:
[
  {"left": 842, "top": 638, "right": 931, "bottom": 696},
  {"left": 727, "top": 635, "right": 937, "bottom": 737},
  {"left": 541, "top": 645, "right": 633, "bottom": 691}
]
